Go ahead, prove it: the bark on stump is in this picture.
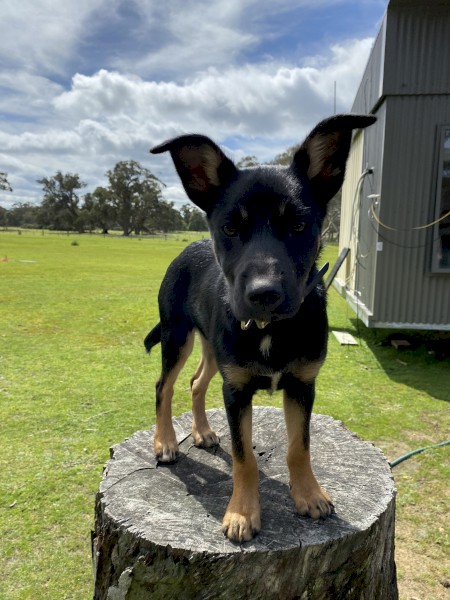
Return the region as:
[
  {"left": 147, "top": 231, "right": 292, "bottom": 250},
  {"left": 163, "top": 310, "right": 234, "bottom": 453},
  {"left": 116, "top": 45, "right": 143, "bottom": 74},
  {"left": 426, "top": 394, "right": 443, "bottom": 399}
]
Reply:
[{"left": 93, "top": 407, "right": 397, "bottom": 600}]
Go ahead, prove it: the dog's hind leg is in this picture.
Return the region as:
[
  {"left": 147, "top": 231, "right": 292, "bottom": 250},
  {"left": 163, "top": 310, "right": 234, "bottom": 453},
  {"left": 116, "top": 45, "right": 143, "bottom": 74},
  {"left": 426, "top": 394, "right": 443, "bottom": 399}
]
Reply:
[
  {"left": 190, "top": 334, "right": 219, "bottom": 448},
  {"left": 154, "top": 329, "right": 195, "bottom": 463}
]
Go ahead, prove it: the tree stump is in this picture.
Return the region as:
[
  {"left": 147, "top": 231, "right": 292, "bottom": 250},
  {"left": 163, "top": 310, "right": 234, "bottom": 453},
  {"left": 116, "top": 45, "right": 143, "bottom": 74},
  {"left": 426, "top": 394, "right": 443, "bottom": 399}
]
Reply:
[{"left": 93, "top": 407, "right": 397, "bottom": 599}]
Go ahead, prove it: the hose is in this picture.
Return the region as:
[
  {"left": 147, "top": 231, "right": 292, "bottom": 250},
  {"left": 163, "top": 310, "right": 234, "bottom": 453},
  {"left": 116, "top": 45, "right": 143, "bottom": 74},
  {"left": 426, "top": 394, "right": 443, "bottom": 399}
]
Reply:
[{"left": 389, "top": 440, "right": 450, "bottom": 468}]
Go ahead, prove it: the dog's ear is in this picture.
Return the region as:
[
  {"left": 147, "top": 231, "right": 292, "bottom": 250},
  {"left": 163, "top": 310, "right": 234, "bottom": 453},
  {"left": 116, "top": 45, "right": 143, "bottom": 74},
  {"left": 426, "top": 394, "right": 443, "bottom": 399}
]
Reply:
[
  {"left": 150, "top": 134, "right": 237, "bottom": 212},
  {"left": 292, "top": 114, "right": 376, "bottom": 204}
]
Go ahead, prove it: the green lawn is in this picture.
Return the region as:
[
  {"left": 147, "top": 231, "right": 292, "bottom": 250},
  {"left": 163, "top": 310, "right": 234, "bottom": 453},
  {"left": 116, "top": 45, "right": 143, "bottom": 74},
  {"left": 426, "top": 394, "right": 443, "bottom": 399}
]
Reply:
[{"left": 1, "top": 231, "right": 449, "bottom": 599}]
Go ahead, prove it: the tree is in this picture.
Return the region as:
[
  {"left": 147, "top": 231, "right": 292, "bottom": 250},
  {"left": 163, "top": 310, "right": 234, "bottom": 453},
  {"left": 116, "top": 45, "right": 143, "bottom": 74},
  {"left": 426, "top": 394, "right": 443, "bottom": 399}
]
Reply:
[
  {"left": 37, "top": 172, "right": 86, "bottom": 231},
  {"left": 7, "top": 202, "right": 41, "bottom": 228},
  {"left": 151, "top": 200, "right": 185, "bottom": 233},
  {"left": 0, "top": 205, "right": 9, "bottom": 227},
  {"left": 236, "top": 155, "right": 260, "bottom": 169},
  {"left": 270, "top": 145, "right": 298, "bottom": 166},
  {"left": 80, "top": 187, "right": 117, "bottom": 234},
  {"left": 0, "top": 172, "right": 12, "bottom": 192},
  {"left": 106, "top": 160, "right": 164, "bottom": 236},
  {"left": 180, "top": 204, "right": 208, "bottom": 231}
]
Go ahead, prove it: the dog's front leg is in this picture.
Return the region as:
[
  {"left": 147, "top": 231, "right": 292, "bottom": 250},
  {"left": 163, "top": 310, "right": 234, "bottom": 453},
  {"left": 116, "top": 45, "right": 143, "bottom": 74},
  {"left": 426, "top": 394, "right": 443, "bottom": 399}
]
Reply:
[
  {"left": 222, "top": 383, "right": 260, "bottom": 543},
  {"left": 283, "top": 381, "right": 334, "bottom": 519}
]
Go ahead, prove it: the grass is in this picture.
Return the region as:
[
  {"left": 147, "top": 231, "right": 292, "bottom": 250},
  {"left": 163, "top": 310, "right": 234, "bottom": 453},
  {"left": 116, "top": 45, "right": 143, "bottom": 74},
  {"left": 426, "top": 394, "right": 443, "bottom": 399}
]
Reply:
[{"left": 1, "top": 230, "right": 449, "bottom": 599}]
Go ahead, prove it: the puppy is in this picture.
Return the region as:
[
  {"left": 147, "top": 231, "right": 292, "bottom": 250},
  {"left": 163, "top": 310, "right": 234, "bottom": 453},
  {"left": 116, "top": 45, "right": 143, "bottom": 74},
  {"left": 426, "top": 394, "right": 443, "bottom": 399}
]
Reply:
[{"left": 145, "top": 114, "right": 376, "bottom": 542}]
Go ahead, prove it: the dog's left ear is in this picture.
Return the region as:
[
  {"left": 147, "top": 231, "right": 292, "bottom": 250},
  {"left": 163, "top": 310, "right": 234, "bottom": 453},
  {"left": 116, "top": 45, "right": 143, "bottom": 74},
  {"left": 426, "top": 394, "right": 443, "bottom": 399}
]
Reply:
[
  {"left": 292, "top": 114, "right": 376, "bottom": 204},
  {"left": 150, "top": 134, "right": 237, "bottom": 213}
]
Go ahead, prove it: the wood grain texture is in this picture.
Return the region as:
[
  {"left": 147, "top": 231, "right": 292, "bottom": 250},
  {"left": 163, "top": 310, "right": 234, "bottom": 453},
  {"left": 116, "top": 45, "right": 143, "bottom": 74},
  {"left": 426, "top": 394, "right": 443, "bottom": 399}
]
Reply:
[{"left": 93, "top": 407, "right": 398, "bottom": 599}]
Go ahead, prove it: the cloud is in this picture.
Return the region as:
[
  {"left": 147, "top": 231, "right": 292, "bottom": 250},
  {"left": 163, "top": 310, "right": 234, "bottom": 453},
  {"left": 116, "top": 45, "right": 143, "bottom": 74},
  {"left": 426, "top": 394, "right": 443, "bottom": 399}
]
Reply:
[
  {"left": 0, "top": 35, "right": 373, "bottom": 209},
  {"left": 1, "top": 0, "right": 378, "bottom": 211},
  {"left": 0, "top": 0, "right": 108, "bottom": 76},
  {"left": 53, "top": 36, "right": 372, "bottom": 137}
]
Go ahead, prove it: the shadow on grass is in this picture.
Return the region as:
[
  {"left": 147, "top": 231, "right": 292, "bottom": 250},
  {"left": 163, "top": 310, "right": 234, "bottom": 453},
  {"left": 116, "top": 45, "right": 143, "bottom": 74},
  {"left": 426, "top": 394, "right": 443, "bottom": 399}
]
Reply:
[{"left": 336, "top": 319, "right": 450, "bottom": 403}]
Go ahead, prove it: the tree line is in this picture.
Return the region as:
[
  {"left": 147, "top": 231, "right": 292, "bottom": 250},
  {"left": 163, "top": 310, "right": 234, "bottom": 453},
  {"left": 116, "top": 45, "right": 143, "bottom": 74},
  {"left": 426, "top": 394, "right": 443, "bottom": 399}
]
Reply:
[
  {"left": 0, "top": 162, "right": 208, "bottom": 235},
  {"left": 1, "top": 146, "right": 341, "bottom": 238}
]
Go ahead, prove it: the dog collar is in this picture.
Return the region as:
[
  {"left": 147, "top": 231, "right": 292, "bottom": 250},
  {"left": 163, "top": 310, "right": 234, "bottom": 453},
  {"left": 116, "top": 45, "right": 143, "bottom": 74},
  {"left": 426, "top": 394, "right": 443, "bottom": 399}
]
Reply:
[{"left": 240, "top": 262, "right": 329, "bottom": 331}]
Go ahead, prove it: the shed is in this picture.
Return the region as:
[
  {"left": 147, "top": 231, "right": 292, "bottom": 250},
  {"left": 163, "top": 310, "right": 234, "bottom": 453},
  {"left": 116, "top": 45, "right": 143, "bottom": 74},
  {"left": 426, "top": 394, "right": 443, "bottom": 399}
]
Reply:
[{"left": 335, "top": 0, "right": 450, "bottom": 330}]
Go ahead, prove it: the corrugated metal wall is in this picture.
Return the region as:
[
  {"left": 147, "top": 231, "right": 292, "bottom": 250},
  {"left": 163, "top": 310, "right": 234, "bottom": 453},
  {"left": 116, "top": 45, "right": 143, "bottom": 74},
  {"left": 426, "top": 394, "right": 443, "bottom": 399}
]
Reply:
[
  {"left": 373, "top": 95, "right": 450, "bottom": 328},
  {"left": 384, "top": 2, "right": 450, "bottom": 96},
  {"left": 336, "top": 106, "right": 386, "bottom": 324},
  {"left": 355, "top": 105, "right": 386, "bottom": 317},
  {"left": 338, "top": 129, "right": 365, "bottom": 292},
  {"left": 337, "top": 0, "right": 450, "bottom": 329},
  {"left": 352, "top": 15, "right": 386, "bottom": 114}
]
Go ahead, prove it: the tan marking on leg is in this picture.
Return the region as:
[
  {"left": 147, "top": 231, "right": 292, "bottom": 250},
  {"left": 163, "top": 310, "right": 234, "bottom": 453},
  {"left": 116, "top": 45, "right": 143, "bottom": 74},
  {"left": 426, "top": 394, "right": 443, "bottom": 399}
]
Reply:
[
  {"left": 154, "top": 332, "right": 195, "bottom": 462},
  {"left": 191, "top": 334, "right": 219, "bottom": 448},
  {"left": 222, "top": 406, "right": 260, "bottom": 542},
  {"left": 289, "top": 359, "right": 324, "bottom": 383},
  {"left": 221, "top": 364, "right": 252, "bottom": 391},
  {"left": 283, "top": 392, "right": 333, "bottom": 518}
]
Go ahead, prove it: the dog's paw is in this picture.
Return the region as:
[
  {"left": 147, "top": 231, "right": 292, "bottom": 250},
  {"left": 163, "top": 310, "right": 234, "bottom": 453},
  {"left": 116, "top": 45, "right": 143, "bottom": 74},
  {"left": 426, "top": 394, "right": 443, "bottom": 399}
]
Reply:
[
  {"left": 222, "top": 508, "right": 261, "bottom": 543},
  {"left": 154, "top": 432, "right": 179, "bottom": 463},
  {"left": 291, "top": 484, "right": 334, "bottom": 519},
  {"left": 192, "top": 424, "right": 220, "bottom": 449}
]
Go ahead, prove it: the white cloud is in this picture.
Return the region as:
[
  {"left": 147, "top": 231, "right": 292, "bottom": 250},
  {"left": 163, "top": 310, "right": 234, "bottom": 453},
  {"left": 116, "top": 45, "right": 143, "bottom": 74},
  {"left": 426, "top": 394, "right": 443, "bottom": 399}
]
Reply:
[
  {"left": 0, "top": 0, "right": 108, "bottom": 75},
  {"left": 52, "top": 36, "right": 372, "bottom": 138},
  {"left": 1, "top": 0, "right": 380, "bottom": 210},
  {"left": 0, "top": 35, "right": 373, "bottom": 209}
]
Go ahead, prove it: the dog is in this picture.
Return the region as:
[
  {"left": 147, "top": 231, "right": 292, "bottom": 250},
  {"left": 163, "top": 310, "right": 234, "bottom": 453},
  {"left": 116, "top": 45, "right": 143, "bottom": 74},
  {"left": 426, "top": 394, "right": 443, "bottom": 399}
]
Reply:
[{"left": 144, "top": 114, "right": 376, "bottom": 542}]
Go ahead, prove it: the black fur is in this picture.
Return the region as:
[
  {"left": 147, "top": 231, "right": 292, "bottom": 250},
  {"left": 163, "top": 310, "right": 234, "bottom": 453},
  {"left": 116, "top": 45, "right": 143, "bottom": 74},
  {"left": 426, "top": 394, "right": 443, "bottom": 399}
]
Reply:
[{"left": 145, "top": 114, "right": 376, "bottom": 542}]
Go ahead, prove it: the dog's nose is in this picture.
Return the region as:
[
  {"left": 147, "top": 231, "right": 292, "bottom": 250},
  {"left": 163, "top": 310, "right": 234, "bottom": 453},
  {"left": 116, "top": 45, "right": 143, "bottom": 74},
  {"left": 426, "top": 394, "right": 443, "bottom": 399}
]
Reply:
[{"left": 245, "top": 280, "right": 283, "bottom": 310}]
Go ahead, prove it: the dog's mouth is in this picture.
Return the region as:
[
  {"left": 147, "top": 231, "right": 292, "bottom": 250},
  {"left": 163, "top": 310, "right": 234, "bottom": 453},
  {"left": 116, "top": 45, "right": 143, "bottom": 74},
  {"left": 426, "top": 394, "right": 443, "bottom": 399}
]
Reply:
[{"left": 240, "top": 319, "right": 269, "bottom": 330}]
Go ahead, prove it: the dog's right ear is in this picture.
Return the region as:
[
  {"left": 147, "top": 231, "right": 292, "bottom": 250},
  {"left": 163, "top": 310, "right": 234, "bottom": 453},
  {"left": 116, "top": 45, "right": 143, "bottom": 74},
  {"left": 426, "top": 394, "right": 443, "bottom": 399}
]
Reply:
[{"left": 150, "top": 135, "right": 237, "bottom": 213}]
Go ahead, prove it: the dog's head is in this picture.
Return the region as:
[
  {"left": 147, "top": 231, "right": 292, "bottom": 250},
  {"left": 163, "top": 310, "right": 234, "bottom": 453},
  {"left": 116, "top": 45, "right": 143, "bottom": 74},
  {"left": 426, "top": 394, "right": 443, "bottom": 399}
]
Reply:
[{"left": 151, "top": 114, "right": 375, "bottom": 326}]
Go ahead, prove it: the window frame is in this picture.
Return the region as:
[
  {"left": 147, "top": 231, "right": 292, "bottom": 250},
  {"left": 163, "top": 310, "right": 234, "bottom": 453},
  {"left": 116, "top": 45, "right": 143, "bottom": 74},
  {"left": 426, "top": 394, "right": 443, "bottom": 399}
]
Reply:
[{"left": 431, "top": 124, "right": 450, "bottom": 273}]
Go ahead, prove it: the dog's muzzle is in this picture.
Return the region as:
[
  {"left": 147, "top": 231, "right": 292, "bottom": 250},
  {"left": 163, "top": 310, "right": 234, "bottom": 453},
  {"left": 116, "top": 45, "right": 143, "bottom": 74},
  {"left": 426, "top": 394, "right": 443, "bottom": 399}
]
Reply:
[{"left": 240, "top": 262, "right": 329, "bottom": 331}]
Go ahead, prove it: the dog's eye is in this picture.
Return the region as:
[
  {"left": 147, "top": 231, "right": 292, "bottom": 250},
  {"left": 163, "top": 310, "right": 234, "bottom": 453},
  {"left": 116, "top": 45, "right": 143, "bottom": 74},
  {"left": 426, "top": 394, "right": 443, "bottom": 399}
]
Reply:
[
  {"left": 222, "top": 224, "right": 238, "bottom": 237},
  {"left": 292, "top": 222, "right": 306, "bottom": 233}
]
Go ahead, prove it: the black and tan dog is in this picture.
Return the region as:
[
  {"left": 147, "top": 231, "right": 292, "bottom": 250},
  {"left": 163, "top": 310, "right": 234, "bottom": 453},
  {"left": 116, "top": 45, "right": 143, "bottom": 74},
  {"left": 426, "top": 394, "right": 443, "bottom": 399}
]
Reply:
[{"left": 144, "top": 114, "right": 375, "bottom": 542}]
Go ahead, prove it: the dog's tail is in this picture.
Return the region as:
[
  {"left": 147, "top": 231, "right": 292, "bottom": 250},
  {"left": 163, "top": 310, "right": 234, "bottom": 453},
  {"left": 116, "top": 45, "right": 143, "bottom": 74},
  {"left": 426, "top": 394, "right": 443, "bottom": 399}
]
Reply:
[{"left": 144, "top": 323, "right": 161, "bottom": 353}]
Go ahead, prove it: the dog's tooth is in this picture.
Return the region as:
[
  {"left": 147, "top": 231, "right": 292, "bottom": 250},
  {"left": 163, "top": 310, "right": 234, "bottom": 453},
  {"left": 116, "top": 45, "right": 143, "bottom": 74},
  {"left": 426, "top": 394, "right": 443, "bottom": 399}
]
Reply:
[
  {"left": 256, "top": 320, "right": 268, "bottom": 329},
  {"left": 241, "top": 320, "right": 252, "bottom": 330}
]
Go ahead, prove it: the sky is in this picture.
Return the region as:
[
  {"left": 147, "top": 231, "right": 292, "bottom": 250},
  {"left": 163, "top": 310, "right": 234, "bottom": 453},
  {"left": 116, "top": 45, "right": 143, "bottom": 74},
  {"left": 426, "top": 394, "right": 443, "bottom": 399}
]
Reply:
[{"left": 0, "top": 0, "right": 387, "bottom": 210}]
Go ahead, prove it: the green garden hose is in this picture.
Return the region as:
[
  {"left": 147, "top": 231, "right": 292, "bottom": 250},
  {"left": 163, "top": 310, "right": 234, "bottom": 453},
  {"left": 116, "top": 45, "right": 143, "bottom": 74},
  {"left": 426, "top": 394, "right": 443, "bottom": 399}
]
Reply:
[{"left": 389, "top": 440, "right": 450, "bottom": 468}]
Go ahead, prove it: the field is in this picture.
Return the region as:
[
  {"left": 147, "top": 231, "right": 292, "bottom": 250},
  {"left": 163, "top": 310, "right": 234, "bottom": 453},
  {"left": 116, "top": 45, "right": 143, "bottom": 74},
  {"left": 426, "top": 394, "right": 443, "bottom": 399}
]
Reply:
[{"left": 1, "top": 230, "right": 449, "bottom": 599}]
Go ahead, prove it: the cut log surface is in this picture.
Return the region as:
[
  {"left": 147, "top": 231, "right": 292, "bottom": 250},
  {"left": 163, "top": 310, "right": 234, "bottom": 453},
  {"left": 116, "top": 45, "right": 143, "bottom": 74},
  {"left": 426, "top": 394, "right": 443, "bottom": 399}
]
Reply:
[{"left": 93, "top": 407, "right": 397, "bottom": 600}]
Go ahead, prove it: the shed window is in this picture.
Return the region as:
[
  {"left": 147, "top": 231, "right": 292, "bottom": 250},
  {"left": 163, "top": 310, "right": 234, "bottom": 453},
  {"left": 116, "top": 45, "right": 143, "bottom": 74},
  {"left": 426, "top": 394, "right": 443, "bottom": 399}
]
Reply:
[{"left": 433, "top": 126, "right": 450, "bottom": 272}]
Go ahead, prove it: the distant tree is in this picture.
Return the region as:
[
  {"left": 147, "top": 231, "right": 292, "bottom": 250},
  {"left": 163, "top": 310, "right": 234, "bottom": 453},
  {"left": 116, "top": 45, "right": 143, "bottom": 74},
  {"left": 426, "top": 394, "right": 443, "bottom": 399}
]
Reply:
[
  {"left": 270, "top": 145, "right": 298, "bottom": 166},
  {"left": 236, "top": 155, "right": 260, "bottom": 169},
  {"left": 7, "top": 202, "right": 41, "bottom": 228},
  {"left": 37, "top": 172, "right": 86, "bottom": 231},
  {"left": 151, "top": 201, "right": 185, "bottom": 233},
  {"left": 180, "top": 204, "right": 208, "bottom": 231},
  {"left": 0, "top": 205, "right": 9, "bottom": 227},
  {"left": 81, "top": 187, "right": 117, "bottom": 234},
  {"left": 106, "top": 160, "right": 164, "bottom": 236},
  {"left": 0, "top": 172, "right": 12, "bottom": 192}
]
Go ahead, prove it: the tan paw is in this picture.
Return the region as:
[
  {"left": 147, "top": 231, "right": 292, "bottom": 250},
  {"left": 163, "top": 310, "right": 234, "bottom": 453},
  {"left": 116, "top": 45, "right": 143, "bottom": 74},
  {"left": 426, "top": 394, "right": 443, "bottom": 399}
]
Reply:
[
  {"left": 222, "top": 506, "right": 261, "bottom": 543},
  {"left": 291, "top": 484, "right": 334, "bottom": 519},
  {"left": 154, "top": 431, "right": 178, "bottom": 463},
  {"left": 192, "top": 424, "right": 220, "bottom": 448}
]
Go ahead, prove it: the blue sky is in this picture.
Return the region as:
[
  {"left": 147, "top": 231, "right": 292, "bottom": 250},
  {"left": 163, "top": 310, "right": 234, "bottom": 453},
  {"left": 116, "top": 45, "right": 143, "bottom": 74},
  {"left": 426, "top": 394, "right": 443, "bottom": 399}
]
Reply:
[{"left": 0, "top": 0, "right": 386, "bottom": 209}]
